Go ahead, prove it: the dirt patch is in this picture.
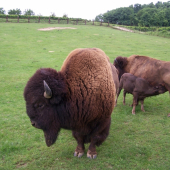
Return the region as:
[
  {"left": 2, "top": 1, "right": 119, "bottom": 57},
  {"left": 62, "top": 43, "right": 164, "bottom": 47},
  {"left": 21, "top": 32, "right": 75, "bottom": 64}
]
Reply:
[
  {"left": 114, "top": 26, "right": 134, "bottom": 33},
  {"left": 38, "top": 27, "right": 77, "bottom": 31},
  {"left": 113, "top": 26, "right": 144, "bottom": 33}
]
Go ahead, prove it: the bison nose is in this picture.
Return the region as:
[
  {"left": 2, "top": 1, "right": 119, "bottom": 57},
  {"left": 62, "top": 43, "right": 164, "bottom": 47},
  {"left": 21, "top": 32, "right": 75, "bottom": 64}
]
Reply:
[{"left": 31, "top": 122, "right": 36, "bottom": 127}]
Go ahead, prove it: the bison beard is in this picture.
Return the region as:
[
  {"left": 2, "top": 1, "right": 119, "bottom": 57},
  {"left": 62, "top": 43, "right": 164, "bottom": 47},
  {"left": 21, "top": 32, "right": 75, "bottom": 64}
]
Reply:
[
  {"left": 44, "top": 129, "right": 59, "bottom": 147},
  {"left": 24, "top": 48, "right": 116, "bottom": 159}
]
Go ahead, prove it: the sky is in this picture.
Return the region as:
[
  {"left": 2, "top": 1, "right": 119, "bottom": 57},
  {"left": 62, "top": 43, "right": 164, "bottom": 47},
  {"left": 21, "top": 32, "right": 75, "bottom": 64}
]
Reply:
[{"left": 1, "top": 0, "right": 170, "bottom": 20}]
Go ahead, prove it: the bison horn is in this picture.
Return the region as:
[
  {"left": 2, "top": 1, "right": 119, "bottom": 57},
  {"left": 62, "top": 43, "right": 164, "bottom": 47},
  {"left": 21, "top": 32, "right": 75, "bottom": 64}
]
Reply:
[
  {"left": 43, "top": 80, "right": 52, "bottom": 98},
  {"left": 114, "top": 58, "right": 118, "bottom": 65}
]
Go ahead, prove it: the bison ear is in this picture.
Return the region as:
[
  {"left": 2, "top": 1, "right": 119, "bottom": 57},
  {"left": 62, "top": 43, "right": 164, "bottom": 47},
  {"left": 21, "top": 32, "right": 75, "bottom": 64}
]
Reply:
[
  {"left": 43, "top": 80, "right": 52, "bottom": 98},
  {"left": 50, "top": 96, "right": 62, "bottom": 105}
]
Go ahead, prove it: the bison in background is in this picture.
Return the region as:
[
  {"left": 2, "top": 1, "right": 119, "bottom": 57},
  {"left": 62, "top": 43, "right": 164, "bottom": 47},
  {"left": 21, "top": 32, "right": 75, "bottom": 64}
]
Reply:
[
  {"left": 116, "top": 73, "right": 166, "bottom": 114},
  {"left": 24, "top": 48, "right": 116, "bottom": 159},
  {"left": 113, "top": 55, "right": 169, "bottom": 114}
]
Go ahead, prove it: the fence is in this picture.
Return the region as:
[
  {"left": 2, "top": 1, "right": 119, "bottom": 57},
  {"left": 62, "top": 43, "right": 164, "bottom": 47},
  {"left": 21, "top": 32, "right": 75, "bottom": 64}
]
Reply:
[
  {"left": 0, "top": 15, "right": 111, "bottom": 27},
  {"left": 1, "top": 15, "right": 169, "bottom": 38}
]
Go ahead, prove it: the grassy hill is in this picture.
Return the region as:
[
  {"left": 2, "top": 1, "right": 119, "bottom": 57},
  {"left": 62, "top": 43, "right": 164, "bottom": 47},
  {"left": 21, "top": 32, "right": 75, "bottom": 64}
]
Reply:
[{"left": 1, "top": 23, "right": 170, "bottom": 170}]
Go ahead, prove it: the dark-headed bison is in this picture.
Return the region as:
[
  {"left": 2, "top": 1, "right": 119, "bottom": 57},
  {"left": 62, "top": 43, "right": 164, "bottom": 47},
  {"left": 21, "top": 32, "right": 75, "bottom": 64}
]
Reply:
[
  {"left": 24, "top": 48, "right": 116, "bottom": 159},
  {"left": 113, "top": 55, "right": 169, "bottom": 91}
]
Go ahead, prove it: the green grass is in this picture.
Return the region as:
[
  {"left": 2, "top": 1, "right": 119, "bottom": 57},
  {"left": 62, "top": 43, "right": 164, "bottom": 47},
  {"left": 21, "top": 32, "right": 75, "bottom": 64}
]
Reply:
[{"left": 1, "top": 23, "right": 170, "bottom": 170}]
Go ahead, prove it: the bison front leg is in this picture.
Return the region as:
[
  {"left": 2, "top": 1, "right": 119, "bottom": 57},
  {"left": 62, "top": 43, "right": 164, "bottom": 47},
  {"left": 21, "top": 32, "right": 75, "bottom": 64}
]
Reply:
[
  {"left": 87, "top": 141, "right": 97, "bottom": 159},
  {"left": 72, "top": 131, "right": 85, "bottom": 158},
  {"left": 87, "top": 118, "right": 111, "bottom": 159}
]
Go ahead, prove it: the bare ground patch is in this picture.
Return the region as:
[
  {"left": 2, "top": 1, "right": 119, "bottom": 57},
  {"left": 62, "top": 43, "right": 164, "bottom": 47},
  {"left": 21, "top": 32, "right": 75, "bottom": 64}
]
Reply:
[
  {"left": 38, "top": 27, "right": 77, "bottom": 31},
  {"left": 113, "top": 26, "right": 144, "bottom": 33},
  {"left": 114, "top": 26, "right": 134, "bottom": 32}
]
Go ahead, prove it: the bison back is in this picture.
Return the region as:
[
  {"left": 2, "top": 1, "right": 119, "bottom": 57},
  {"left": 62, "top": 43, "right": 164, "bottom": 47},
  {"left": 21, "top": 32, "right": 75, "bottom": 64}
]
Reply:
[{"left": 61, "top": 48, "right": 115, "bottom": 122}]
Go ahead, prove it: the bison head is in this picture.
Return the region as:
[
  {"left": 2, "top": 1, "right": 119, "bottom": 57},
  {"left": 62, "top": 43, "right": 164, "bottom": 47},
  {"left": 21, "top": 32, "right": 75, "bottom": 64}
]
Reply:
[
  {"left": 24, "top": 68, "right": 68, "bottom": 146},
  {"left": 113, "top": 56, "right": 128, "bottom": 80}
]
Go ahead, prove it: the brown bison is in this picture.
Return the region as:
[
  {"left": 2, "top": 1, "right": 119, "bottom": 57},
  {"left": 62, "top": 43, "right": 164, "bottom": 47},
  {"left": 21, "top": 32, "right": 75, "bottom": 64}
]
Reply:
[
  {"left": 116, "top": 73, "right": 166, "bottom": 114},
  {"left": 24, "top": 48, "right": 116, "bottom": 159},
  {"left": 113, "top": 55, "right": 169, "bottom": 92}
]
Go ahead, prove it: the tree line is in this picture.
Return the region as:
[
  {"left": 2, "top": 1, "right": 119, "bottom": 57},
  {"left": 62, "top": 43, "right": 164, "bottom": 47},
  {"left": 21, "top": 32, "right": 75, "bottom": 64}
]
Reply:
[
  {"left": 0, "top": 8, "right": 68, "bottom": 18},
  {"left": 95, "top": 1, "right": 170, "bottom": 27},
  {"left": 0, "top": 8, "right": 35, "bottom": 16}
]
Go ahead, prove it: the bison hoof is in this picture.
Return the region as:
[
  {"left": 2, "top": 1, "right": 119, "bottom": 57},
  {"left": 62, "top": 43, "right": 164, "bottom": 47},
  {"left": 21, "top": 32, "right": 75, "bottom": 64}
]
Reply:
[
  {"left": 74, "top": 151, "right": 84, "bottom": 158},
  {"left": 87, "top": 150, "right": 97, "bottom": 159},
  {"left": 132, "top": 112, "right": 136, "bottom": 115}
]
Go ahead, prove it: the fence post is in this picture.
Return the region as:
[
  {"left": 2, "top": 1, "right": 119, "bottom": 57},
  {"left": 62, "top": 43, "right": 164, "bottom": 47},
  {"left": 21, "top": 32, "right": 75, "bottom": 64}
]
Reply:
[
  {"left": 6, "top": 15, "right": 8, "bottom": 22},
  {"left": 28, "top": 17, "right": 30, "bottom": 23},
  {"left": 58, "top": 18, "right": 60, "bottom": 24},
  {"left": 38, "top": 16, "right": 40, "bottom": 23},
  {"left": 67, "top": 18, "right": 69, "bottom": 24},
  {"left": 49, "top": 17, "right": 50, "bottom": 24},
  {"left": 100, "top": 21, "right": 102, "bottom": 26},
  {"left": 76, "top": 19, "right": 78, "bottom": 25}
]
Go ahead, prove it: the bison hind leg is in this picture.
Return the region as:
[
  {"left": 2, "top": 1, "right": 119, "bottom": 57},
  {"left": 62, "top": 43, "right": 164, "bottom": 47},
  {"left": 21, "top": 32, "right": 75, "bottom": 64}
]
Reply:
[{"left": 140, "top": 100, "right": 145, "bottom": 112}]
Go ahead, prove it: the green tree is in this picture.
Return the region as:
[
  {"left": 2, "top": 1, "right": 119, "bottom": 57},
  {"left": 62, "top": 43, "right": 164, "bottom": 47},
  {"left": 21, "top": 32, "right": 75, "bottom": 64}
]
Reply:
[
  {"left": 50, "top": 12, "right": 56, "bottom": 17},
  {"left": 165, "top": 8, "right": 170, "bottom": 26},
  {"left": 95, "top": 14, "right": 104, "bottom": 22},
  {"left": 163, "top": 1, "right": 170, "bottom": 8},
  {"left": 0, "top": 8, "right": 5, "bottom": 14},
  {"left": 103, "top": 10, "right": 115, "bottom": 23},
  {"left": 147, "top": 2, "right": 156, "bottom": 8},
  {"left": 8, "top": 8, "right": 21, "bottom": 15},
  {"left": 23, "top": 9, "right": 35, "bottom": 16},
  {"left": 137, "top": 8, "right": 158, "bottom": 26},
  {"left": 95, "top": 1, "right": 170, "bottom": 26},
  {"left": 157, "top": 9, "right": 167, "bottom": 26},
  {"left": 134, "top": 3, "right": 142, "bottom": 13},
  {"left": 63, "top": 14, "right": 68, "bottom": 18},
  {"left": 155, "top": 1, "right": 163, "bottom": 8}
]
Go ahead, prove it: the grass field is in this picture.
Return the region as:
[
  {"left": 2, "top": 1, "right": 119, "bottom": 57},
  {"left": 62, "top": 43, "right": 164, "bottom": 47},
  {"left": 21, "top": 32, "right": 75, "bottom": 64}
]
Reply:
[{"left": 1, "top": 23, "right": 170, "bottom": 170}]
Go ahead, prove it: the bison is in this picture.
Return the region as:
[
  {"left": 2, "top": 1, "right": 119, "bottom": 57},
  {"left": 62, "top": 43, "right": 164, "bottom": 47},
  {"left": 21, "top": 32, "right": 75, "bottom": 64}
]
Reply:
[
  {"left": 113, "top": 55, "right": 169, "bottom": 91},
  {"left": 24, "top": 48, "right": 116, "bottom": 159},
  {"left": 116, "top": 73, "right": 166, "bottom": 114}
]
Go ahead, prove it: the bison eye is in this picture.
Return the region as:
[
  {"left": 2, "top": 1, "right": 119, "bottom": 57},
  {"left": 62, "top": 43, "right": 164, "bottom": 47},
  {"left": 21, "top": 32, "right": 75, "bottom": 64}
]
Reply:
[
  {"left": 34, "top": 103, "right": 44, "bottom": 108},
  {"left": 38, "top": 104, "right": 44, "bottom": 108}
]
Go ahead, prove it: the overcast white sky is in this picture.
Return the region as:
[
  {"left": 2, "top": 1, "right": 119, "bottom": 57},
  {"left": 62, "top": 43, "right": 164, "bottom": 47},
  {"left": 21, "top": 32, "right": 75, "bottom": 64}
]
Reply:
[{"left": 1, "top": 0, "right": 170, "bottom": 20}]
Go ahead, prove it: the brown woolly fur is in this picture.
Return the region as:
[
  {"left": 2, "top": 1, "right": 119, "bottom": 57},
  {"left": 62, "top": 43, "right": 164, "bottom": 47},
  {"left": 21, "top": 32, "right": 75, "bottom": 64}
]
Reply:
[
  {"left": 110, "top": 64, "right": 119, "bottom": 100},
  {"left": 114, "top": 55, "right": 170, "bottom": 93},
  {"left": 24, "top": 48, "right": 116, "bottom": 159}
]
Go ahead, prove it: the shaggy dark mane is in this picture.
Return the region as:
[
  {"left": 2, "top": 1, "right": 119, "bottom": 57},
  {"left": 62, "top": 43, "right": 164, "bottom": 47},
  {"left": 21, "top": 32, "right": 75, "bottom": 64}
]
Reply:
[
  {"left": 113, "top": 56, "right": 128, "bottom": 80},
  {"left": 113, "top": 56, "right": 128, "bottom": 69}
]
